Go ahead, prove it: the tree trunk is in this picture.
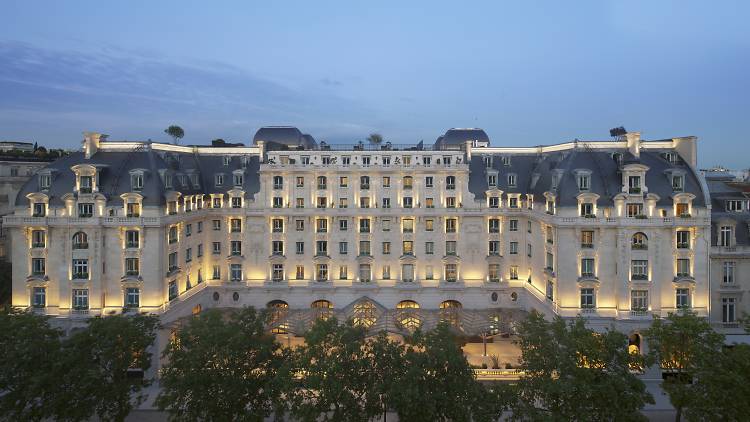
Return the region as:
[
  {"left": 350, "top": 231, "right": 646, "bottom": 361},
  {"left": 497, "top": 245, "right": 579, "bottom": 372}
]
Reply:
[{"left": 675, "top": 405, "right": 682, "bottom": 422}]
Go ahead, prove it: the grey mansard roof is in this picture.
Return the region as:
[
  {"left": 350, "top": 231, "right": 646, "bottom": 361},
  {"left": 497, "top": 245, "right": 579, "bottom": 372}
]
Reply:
[
  {"left": 706, "top": 175, "right": 750, "bottom": 246},
  {"left": 15, "top": 147, "right": 261, "bottom": 207},
  {"left": 468, "top": 148, "right": 706, "bottom": 208}
]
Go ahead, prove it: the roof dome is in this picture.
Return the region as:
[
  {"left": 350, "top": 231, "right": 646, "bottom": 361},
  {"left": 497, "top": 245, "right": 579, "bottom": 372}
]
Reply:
[
  {"left": 434, "top": 128, "right": 490, "bottom": 148},
  {"left": 253, "top": 126, "right": 316, "bottom": 150}
]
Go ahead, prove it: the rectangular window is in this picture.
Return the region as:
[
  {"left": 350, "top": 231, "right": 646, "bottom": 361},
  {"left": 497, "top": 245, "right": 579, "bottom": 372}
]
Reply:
[
  {"left": 425, "top": 176, "right": 433, "bottom": 188},
  {"left": 672, "top": 175, "right": 684, "bottom": 191},
  {"left": 125, "top": 258, "right": 139, "bottom": 276},
  {"left": 33, "top": 202, "right": 45, "bottom": 217},
  {"left": 273, "top": 197, "right": 283, "bottom": 208},
  {"left": 677, "top": 259, "right": 691, "bottom": 277},
  {"left": 197, "top": 243, "right": 203, "bottom": 257},
  {"left": 295, "top": 176, "right": 304, "bottom": 187},
  {"left": 626, "top": 203, "right": 643, "bottom": 217},
  {"left": 488, "top": 241, "right": 500, "bottom": 255},
  {"left": 578, "top": 174, "right": 590, "bottom": 191},
  {"left": 677, "top": 230, "right": 690, "bottom": 248},
  {"left": 32, "top": 286, "right": 46, "bottom": 307},
  {"left": 381, "top": 197, "right": 391, "bottom": 208},
  {"left": 39, "top": 174, "right": 51, "bottom": 190},
  {"left": 72, "top": 259, "right": 89, "bottom": 279},
  {"left": 402, "top": 218, "right": 414, "bottom": 233},
  {"left": 296, "top": 220, "right": 304, "bottom": 231},
  {"left": 296, "top": 265, "right": 305, "bottom": 280},
  {"left": 339, "top": 176, "right": 348, "bottom": 187},
  {"left": 446, "top": 197, "right": 456, "bottom": 208},
  {"left": 72, "top": 289, "right": 89, "bottom": 309},
  {"left": 489, "top": 197, "right": 499, "bottom": 208},
  {"left": 185, "top": 223, "right": 192, "bottom": 237},
  {"left": 382, "top": 265, "right": 390, "bottom": 280},
  {"left": 676, "top": 203, "right": 689, "bottom": 217},
  {"left": 359, "top": 241, "right": 371, "bottom": 256},
  {"left": 446, "top": 218, "right": 457, "bottom": 233},
  {"left": 360, "top": 197, "right": 371, "bottom": 208},
  {"left": 581, "top": 258, "right": 595, "bottom": 277},
  {"left": 546, "top": 253, "right": 554, "bottom": 271},
  {"left": 296, "top": 242, "right": 304, "bottom": 255},
  {"left": 272, "top": 218, "right": 284, "bottom": 233},
  {"left": 213, "top": 265, "right": 221, "bottom": 280},
  {"left": 169, "top": 280, "right": 178, "bottom": 300},
  {"left": 631, "top": 290, "right": 648, "bottom": 311},
  {"left": 425, "top": 198, "right": 434, "bottom": 208},
  {"left": 676, "top": 288, "right": 690, "bottom": 309},
  {"left": 488, "top": 264, "right": 500, "bottom": 282},
  {"left": 213, "top": 220, "right": 221, "bottom": 230},
  {"left": 509, "top": 265, "right": 519, "bottom": 280},
  {"left": 382, "top": 219, "right": 391, "bottom": 231},
  {"left": 272, "top": 264, "right": 284, "bottom": 282},
  {"left": 271, "top": 241, "right": 282, "bottom": 256},
  {"left": 126, "top": 202, "right": 141, "bottom": 217},
  {"left": 359, "top": 264, "right": 371, "bottom": 282},
  {"left": 720, "top": 226, "right": 732, "bottom": 247},
  {"left": 402, "top": 264, "right": 414, "bottom": 282},
  {"left": 231, "top": 197, "right": 242, "bottom": 208},
  {"left": 546, "top": 281, "right": 554, "bottom": 301},
  {"left": 382, "top": 242, "right": 391, "bottom": 255},
  {"left": 316, "top": 264, "right": 328, "bottom": 282},
  {"left": 31, "top": 258, "right": 46, "bottom": 275},
  {"left": 316, "top": 241, "right": 328, "bottom": 256},
  {"left": 631, "top": 260, "right": 648, "bottom": 280},
  {"left": 580, "top": 203, "right": 593, "bottom": 217},
  {"left": 215, "top": 174, "right": 224, "bottom": 186},
  {"left": 233, "top": 173, "right": 243, "bottom": 186},
  {"left": 339, "top": 219, "right": 348, "bottom": 231},
  {"left": 185, "top": 248, "right": 192, "bottom": 262},
  {"left": 32, "top": 230, "right": 46, "bottom": 248},
  {"left": 628, "top": 176, "right": 641, "bottom": 193},
  {"left": 722, "top": 297, "right": 736, "bottom": 323},
  {"left": 425, "top": 265, "right": 434, "bottom": 280},
  {"left": 402, "top": 197, "right": 413, "bottom": 208},
  {"left": 230, "top": 264, "right": 242, "bottom": 281},
  {"left": 580, "top": 288, "right": 595, "bottom": 308},
  {"left": 489, "top": 219, "right": 500, "bottom": 233},
  {"left": 296, "top": 198, "right": 304, "bottom": 208},
  {"left": 359, "top": 218, "right": 371, "bottom": 233},
  {"left": 507, "top": 174, "right": 516, "bottom": 187},
  {"left": 425, "top": 219, "right": 434, "bottom": 231},
  {"left": 444, "top": 264, "right": 457, "bottom": 282},
  {"left": 317, "top": 197, "right": 327, "bottom": 208},
  {"left": 316, "top": 218, "right": 328, "bottom": 233},
  {"left": 212, "top": 242, "right": 221, "bottom": 255},
  {"left": 581, "top": 230, "right": 594, "bottom": 248},
  {"left": 488, "top": 174, "right": 497, "bottom": 187},
  {"left": 339, "top": 242, "right": 348, "bottom": 255},
  {"left": 402, "top": 241, "right": 413, "bottom": 256},
  {"left": 125, "top": 288, "right": 140, "bottom": 308},
  {"left": 231, "top": 241, "right": 242, "bottom": 256},
  {"left": 726, "top": 200, "right": 745, "bottom": 212},
  {"left": 723, "top": 261, "right": 735, "bottom": 283},
  {"left": 509, "top": 242, "right": 518, "bottom": 255},
  {"left": 78, "top": 203, "right": 94, "bottom": 218},
  {"left": 339, "top": 265, "right": 348, "bottom": 280},
  {"left": 446, "top": 241, "right": 457, "bottom": 256},
  {"left": 509, "top": 219, "right": 518, "bottom": 232},
  {"left": 79, "top": 176, "right": 93, "bottom": 193}
]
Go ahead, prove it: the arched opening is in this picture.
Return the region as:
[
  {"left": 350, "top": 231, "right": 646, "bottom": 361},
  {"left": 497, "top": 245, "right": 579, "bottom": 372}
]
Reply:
[
  {"left": 396, "top": 300, "right": 421, "bottom": 331},
  {"left": 439, "top": 300, "right": 462, "bottom": 329},
  {"left": 631, "top": 232, "right": 648, "bottom": 250},
  {"left": 311, "top": 300, "right": 333, "bottom": 321},
  {"left": 352, "top": 301, "right": 377, "bottom": 328},
  {"left": 267, "top": 300, "right": 289, "bottom": 334},
  {"left": 72, "top": 232, "right": 89, "bottom": 249}
]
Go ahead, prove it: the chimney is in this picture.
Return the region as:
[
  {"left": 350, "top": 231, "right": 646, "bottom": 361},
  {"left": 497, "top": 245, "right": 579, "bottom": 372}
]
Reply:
[
  {"left": 625, "top": 132, "right": 641, "bottom": 158},
  {"left": 672, "top": 136, "right": 698, "bottom": 168},
  {"left": 82, "top": 132, "right": 105, "bottom": 159}
]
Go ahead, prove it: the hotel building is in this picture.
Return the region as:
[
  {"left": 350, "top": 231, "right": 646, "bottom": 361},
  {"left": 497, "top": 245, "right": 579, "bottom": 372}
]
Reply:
[{"left": 4, "top": 127, "right": 710, "bottom": 357}]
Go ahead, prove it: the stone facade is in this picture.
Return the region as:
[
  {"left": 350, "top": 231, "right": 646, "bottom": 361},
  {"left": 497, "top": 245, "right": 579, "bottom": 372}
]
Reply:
[{"left": 4, "top": 128, "right": 710, "bottom": 355}]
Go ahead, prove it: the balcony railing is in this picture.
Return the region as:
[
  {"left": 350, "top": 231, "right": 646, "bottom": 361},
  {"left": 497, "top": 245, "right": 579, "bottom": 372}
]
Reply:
[
  {"left": 72, "top": 272, "right": 89, "bottom": 280},
  {"left": 126, "top": 242, "right": 139, "bottom": 248},
  {"left": 73, "top": 242, "right": 89, "bottom": 249},
  {"left": 125, "top": 270, "right": 139, "bottom": 276},
  {"left": 32, "top": 242, "right": 46, "bottom": 248}
]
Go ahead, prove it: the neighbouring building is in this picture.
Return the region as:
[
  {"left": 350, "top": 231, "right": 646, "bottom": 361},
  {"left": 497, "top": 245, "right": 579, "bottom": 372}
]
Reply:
[
  {"left": 705, "top": 170, "right": 750, "bottom": 342},
  {"left": 4, "top": 128, "right": 710, "bottom": 368},
  {"left": 0, "top": 141, "right": 35, "bottom": 153},
  {"left": 0, "top": 156, "right": 56, "bottom": 260}
]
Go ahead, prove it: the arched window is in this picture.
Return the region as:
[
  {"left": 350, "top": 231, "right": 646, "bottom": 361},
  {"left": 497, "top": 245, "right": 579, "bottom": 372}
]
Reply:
[
  {"left": 311, "top": 300, "right": 333, "bottom": 321},
  {"left": 72, "top": 232, "right": 89, "bottom": 249},
  {"left": 267, "top": 300, "right": 289, "bottom": 334},
  {"left": 396, "top": 300, "right": 421, "bottom": 331},
  {"left": 352, "top": 301, "right": 377, "bottom": 328},
  {"left": 439, "top": 300, "right": 462, "bottom": 328},
  {"left": 445, "top": 176, "right": 456, "bottom": 190},
  {"left": 631, "top": 232, "right": 648, "bottom": 250},
  {"left": 402, "top": 176, "right": 413, "bottom": 189}
]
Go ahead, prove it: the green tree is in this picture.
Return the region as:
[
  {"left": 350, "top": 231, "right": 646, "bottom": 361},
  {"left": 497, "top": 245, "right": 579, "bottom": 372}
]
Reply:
[
  {"left": 391, "top": 323, "right": 501, "bottom": 422},
  {"left": 510, "top": 311, "right": 653, "bottom": 421},
  {"left": 164, "top": 125, "right": 185, "bottom": 144},
  {"left": 52, "top": 314, "right": 159, "bottom": 422},
  {"left": 156, "top": 308, "right": 288, "bottom": 422},
  {"left": 366, "top": 133, "right": 383, "bottom": 146},
  {"left": 0, "top": 307, "right": 62, "bottom": 422},
  {"left": 288, "top": 318, "right": 375, "bottom": 422},
  {"left": 361, "top": 331, "right": 406, "bottom": 421},
  {"left": 644, "top": 312, "right": 750, "bottom": 421}
]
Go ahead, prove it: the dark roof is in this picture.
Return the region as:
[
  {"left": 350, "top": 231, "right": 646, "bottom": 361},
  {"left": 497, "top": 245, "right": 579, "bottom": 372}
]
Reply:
[
  {"left": 253, "top": 126, "right": 317, "bottom": 150},
  {"left": 15, "top": 149, "right": 261, "bottom": 207},
  {"left": 468, "top": 148, "right": 705, "bottom": 207},
  {"left": 707, "top": 177, "right": 750, "bottom": 246},
  {"left": 434, "top": 128, "right": 489, "bottom": 148}
]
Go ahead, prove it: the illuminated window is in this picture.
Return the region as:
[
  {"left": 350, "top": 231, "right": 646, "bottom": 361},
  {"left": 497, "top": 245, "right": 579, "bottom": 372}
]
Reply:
[
  {"left": 352, "top": 301, "right": 377, "bottom": 328},
  {"left": 267, "top": 300, "right": 289, "bottom": 334}
]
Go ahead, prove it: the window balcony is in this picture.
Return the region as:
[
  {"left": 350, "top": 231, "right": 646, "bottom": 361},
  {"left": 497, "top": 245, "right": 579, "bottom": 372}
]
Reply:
[
  {"left": 126, "top": 242, "right": 139, "bottom": 248},
  {"left": 79, "top": 213, "right": 93, "bottom": 218},
  {"left": 33, "top": 212, "right": 46, "bottom": 217},
  {"left": 360, "top": 228, "right": 370, "bottom": 234},
  {"left": 126, "top": 213, "right": 140, "bottom": 218},
  {"left": 125, "top": 270, "right": 139, "bottom": 276},
  {"left": 32, "top": 242, "right": 45, "bottom": 248},
  {"left": 79, "top": 187, "right": 92, "bottom": 194},
  {"left": 631, "top": 274, "right": 649, "bottom": 281},
  {"left": 168, "top": 266, "right": 179, "bottom": 273},
  {"left": 317, "top": 184, "right": 327, "bottom": 190},
  {"left": 631, "top": 244, "right": 648, "bottom": 250},
  {"left": 31, "top": 270, "right": 45, "bottom": 277},
  {"left": 446, "top": 184, "right": 455, "bottom": 190},
  {"left": 361, "top": 184, "right": 370, "bottom": 190},
  {"left": 72, "top": 272, "right": 89, "bottom": 280},
  {"left": 358, "top": 252, "right": 372, "bottom": 257},
  {"left": 273, "top": 184, "right": 283, "bottom": 190},
  {"left": 73, "top": 243, "right": 89, "bottom": 249},
  {"left": 581, "top": 243, "right": 593, "bottom": 249},
  {"left": 677, "top": 242, "right": 690, "bottom": 249},
  {"left": 629, "top": 187, "right": 641, "bottom": 194},
  {"left": 168, "top": 239, "right": 177, "bottom": 244}
]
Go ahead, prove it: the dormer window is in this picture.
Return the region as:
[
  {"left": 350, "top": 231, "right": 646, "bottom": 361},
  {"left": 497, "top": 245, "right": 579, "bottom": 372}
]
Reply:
[
  {"left": 127, "top": 202, "right": 141, "bottom": 217},
  {"left": 130, "top": 173, "right": 144, "bottom": 191},
  {"left": 79, "top": 176, "right": 93, "bottom": 193},
  {"left": 507, "top": 174, "right": 517, "bottom": 188},
  {"left": 580, "top": 203, "right": 594, "bottom": 217},
  {"left": 483, "top": 156, "right": 492, "bottom": 168},
  {"left": 215, "top": 174, "right": 224, "bottom": 187},
  {"left": 502, "top": 156, "right": 511, "bottom": 166},
  {"left": 672, "top": 175, "right": 684, "bottom": 192},
  {"left": 628, "top": 176, "right": 641, "bottom": 194},
  {"left": 726, "top": 200, "right": 745, "bottom": 212},
  {"left": 33, "top": 203, "right": 45, "bottom": 217},
  {"left": 489, "top": 197, "right": 499, "bottom": 208},
  {"left": 39, "top": 174, "right": 51, "bottom": 190},
  {"left": 164, "top": 174, "right": 173, "bottom": 189},
  {"left": 488, "top": 174, "right": 497, "bottom": 187},
  {"left": 223, "top": 156, "right": 231, "bottom": 166},
  {"left": 664, "top": 152, "right": 677, "bottom": 164},
  {"left": 233, "top": 173, "right": 244, "bottom": 187},
  {"left": 577, "top": 174, "right": 590, "bottom": 191},
  {"left": 78, "top": 203, "right": 94, "bottom": 218}
]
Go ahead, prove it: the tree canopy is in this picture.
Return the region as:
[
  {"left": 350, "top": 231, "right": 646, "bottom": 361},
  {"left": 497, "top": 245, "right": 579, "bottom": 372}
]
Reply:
[
  {"left": 157, "top": 307, "right": 288, "bottom": 422},
  {"left": 366, "top": 133, "right": 383, "bottom": 145},
  {"left": 164, "top": 125, "right": 185, "bottom": 144},
  {"left": 508, "top": 311, "right": 653, "bottom": 421}
]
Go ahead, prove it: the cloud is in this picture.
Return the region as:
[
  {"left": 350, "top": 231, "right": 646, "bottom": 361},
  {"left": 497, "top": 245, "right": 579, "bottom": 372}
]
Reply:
[{"left": 0, "top": 41, "right": 372, "bottom": 147}]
